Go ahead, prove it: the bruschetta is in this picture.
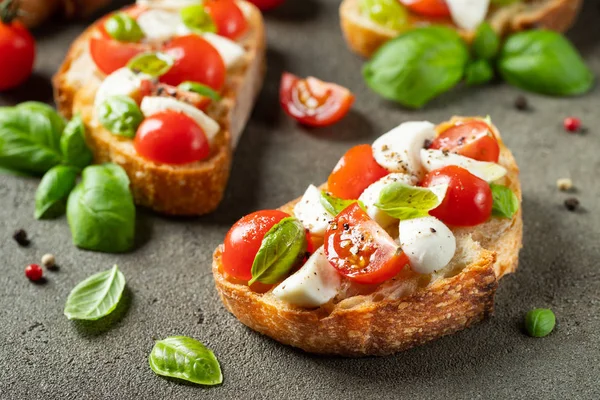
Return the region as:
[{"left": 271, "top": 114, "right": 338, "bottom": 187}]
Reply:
[
  {"left": 340, "top": 0, "right": 582, "bottom": 58},
  {"left": 213, "top": 116, "right": 522, "bottom": 356},
  {"left": 53, "top": 0, "right": 266, "bottom": 215}
]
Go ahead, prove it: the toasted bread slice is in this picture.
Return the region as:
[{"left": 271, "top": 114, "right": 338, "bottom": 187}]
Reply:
[
  {"left": 212, "top": 117, "right": 522, "bottom": 356},
  {"left": 340, "top": 0, "right": 583, "bottom": 58},
  {"left": 52, "top": 2, "right": 266, "bottom": 215}
]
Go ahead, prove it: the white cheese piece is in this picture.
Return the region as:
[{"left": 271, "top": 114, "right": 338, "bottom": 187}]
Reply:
[
  {"left": 421, "top": 149, "right": 507, "bottom": 183},
  {"left": 94, "top": 67, "right": 142, "bottom": 109},
  {"left": 236, "top": 0, "right": 253, "bottom": 19},
  {"left": 372, "top": 121, "right": 436, "bottom": 179},
  {"left": 358, "top": 173, "right": 417, "bottom": 228},
  {"left": 136, "top": 9, "right": 183, "bottom": 41},
  {"left": 202, "top": 33, "right": 245, "bottom": 69},
  {"left": 136, "top": 0, "right": 201, "bottom": 10},
  {"left": 293, "top": 185, "right": 334, "bottom": 236},
  {"left": 446, "top": 0, "right": 490, "bottom": 31},
  {"left": 272, "top": 247, "right": 342, "bottom": 308},
  {"left": 140, "top": 96, "right": 220, "bottom": 142},
  {"left": 399, "top": 216, "right": 456, "bottom": 274}
]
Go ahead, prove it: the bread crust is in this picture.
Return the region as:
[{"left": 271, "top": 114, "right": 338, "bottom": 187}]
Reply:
[
  {"left": 340, "top": 0, "right": 583, "bottom": 58},
  {"left": 52, "top": 3, "right": 266, "bottom": 215},
  {"left": 212, "top": 117, "right": 522, "bottom": 356}
]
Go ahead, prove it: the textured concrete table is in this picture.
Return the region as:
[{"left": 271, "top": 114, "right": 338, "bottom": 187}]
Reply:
[{"left": 1, "top": 1, "right": 599, "bottom": 399}]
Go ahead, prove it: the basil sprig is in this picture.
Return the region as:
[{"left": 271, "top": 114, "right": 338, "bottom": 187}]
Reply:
[
  {"left": 490, "top": 183, "right": 519, "bottom": 219},
  {"left": 465, "top": 59, "right": 494, "bottom": 86},
  {"left": 249, "top": 217, "right": 307, "bottom": 285},
  {"left": 472, "top": 22, "right": 500, "bottom": 61},
  {"left": 180, "top": 5, "right": 216, "bottom": 34},
  {"left": 320, "top": 191, "right": 356, "bottom": 216},
  {"left": 525, "top": 308, "right": 556, "bottom": 338},
  {"left": 97, "top": 95, "right": 144, "bottom": 138},
  {"left": 35, "top": 165, "right": 79, "bottom": 220},
  {"left": 61, "top": 114, "right": 93, "bottom": 170},
  {"left": 127, "top": 52, "right": 174, "bottom": 78},
  {"left": 178, "top": 81, "right": 221, "bottom": 101},
  {"left": 376, "top": 182, "right": 447, "bottom": 220},
  {"left": 104, "top": 12, "right": 144, "bottom": 42}
]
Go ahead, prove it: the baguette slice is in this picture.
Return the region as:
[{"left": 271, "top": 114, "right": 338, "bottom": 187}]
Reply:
[
  {"left": 340, "top": 0, "right": 583, "bottom": 58},
  {"left": 52, "top": 2, "right": 266, "bottom": 215},
  {"left": 213, "top": 117, "right": 522, "bottom": 356}
]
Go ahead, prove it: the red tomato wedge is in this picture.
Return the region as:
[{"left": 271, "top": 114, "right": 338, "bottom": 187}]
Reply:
[
  {"left": 327, "top": 144, "right": 388, "bottom": 200},
  {"left": 421, "top": 166, "right": 493, "bottom": 227},
  {"left": 430, "top": 120, "right": 500, "bottom": 162},
  {"left": 280, "top": 72, "right": 355, "bottom": 127},
  {"left": 324, "top": 203, "right": 408, "bottom": 285},
  {"left": 399, "top": 0, "right": 450, "bottom": 17},
  {"left": 204, "top": 0, "right": 248, "bottom": 40}
]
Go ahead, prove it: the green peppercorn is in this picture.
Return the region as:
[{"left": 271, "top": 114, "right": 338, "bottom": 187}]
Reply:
[{"left": 525, "top": 308, "right": 556, "bottom": 338}]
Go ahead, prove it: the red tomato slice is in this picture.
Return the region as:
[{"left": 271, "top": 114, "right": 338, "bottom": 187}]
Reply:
[
  {"left": 245, "top": 0, "right": 285, "bottom": 11},
  {"left": 399, "top": 0, "right": 450, "bottom": 17},
  {"left": 89, "top": 37, "right": 148, "bottom": 75},
  {"left": 280, "top": 72, "right": 355, "bottom": 127},
  {"left": 327, "top": 144, "right": 388, "bottom": 200},
  {"left": 160, "top": 35, "right": 226, "bottom": 90},
  {"left": 324, "top": 203, "right": 408, "bottom": 285},
  {"left": 222, "top": 210, "right": 290, "bottom": 281},
  {"left": 430, "top": 120, "right": 500, "bottom": 162},
  {"left": 421, "top": 165, "right": 493, "bottom": 227},
  {"left": 204, "top": 0, "right": 248, "bottom": 40},
  {"left": 134, "top": 110, "right": 210, "bottom": 164}
]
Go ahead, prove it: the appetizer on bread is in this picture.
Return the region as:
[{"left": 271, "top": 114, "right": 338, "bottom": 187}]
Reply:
[
  {"left": 340, "top": 0, "right": 583, "bottom": 57},
  {"left": 213, "top": 116, "right": 522, "bottom": 356},
  {"left": 53, "top": 0, "right": 266, "bottom": 215}
]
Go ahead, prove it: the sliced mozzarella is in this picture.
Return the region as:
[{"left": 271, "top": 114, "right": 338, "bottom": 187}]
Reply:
[
  {"left": 137, "top": 9, "right": 183, "bottom": 41},
  {"left": 372, "top": 121, "right": 436, "bottom": 179},
  {"left": 272, "top": 247, "right": 342, "bottom": 308},
  {"left": 202, "top": 33, "right": 245, "bottom": 69},
  {"left": 293, "top": 185, "right": 334, "bottom": 236},
  {"left": 446, "top": 0, "right": 490, "bottom": 31},
  {"left": 421, "top": 149, "right": 507, "bottom": 183},
  {"left": 236, "top": 0, "right": 254, "bottom": 18},
  {"left": 94, "top": 67, "right": 142, "bottom": 109},
  {"left": 140, "top": 96, "right": 220, "bottom": 142},
  {"left": 399, "top": 216, "right": 456, "bottom": 274},
  {"left": 358, "top": 173, "right": 417, "bottom": 228},
  {"left": 136, "top": 0, "right": 200, "bottom": 10}
]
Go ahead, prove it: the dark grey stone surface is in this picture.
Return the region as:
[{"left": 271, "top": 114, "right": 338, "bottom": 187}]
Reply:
[{"left": 1, "top": 1, "right": 600, "bottom": 399}]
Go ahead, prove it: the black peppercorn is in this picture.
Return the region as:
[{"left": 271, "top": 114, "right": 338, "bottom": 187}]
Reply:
[
  {"left": 514, "top": 95, "right": 528, "bottom": 111},
  {"left": 13, "top": 229, "right": 30, "bottom": 246},
  {"left": 564, "top": 197, "right": 580, "bottom": 212}
]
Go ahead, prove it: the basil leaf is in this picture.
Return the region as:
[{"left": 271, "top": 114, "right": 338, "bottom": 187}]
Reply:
[
  {"left": 18, "top": 102, "right": 66, "bottom": 138},
  {"left": 104, "top": 12, "right": 144, "bottom": 42},
  {"left": 177, "top": 81, "right": 221, "bottom": 101},
  {"left": 472, "top": 22, "right": 500, "bottom": 60},
  {"left": 97, "top": 95, "right": 144, "bottom": 138},
  {"left": 465, "top": 59, "right": 494, "bottom": 86},
  {"left": 363, "top": 26, "right": 469, "bottom": 109},
  {"left": 67, "top": 164, "right": 135, "bottom": 253},
  {"left": 359, "top": 0, "right": 409, "bottom": 31},
  {"left": 180, "top": 5, "right": 217, "bottom": 34},
  {"left": 127, "top": 52, "right": 174, "bottom": 78},
  {"left": 376, "top": 182, "right": 446, "bottom": 220},
  {"left": 35, "top": 165, "right": 79, "bottom": 220},
  {"left": 320, "top": 191, "right": 356, "bottom": 216},
  {"left": 498, "top": 30, "right": 594, "bottom": 96},
  {"left": 64, "top": 265, "right": 126, "bottom": 320},
  {"left": 61, "top": 114, "right": 93, "bottom": 169},
  {"left": 525, "top": 308, "right": 556, "bottom": 338},
  {"left": 249, "top": 217, "right": 307, "bottom": 285},
  {"left": 490, "top": 183, "right": 519, "bottom": 219},
  {"left": 149, "top": 336, "right": 222, "bottom": 386}
]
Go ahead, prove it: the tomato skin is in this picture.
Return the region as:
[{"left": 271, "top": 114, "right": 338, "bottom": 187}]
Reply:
[
  {"left": 204, "top": 0, "right": 248, "bottom": 40},
  {"left": 280, "top": 72, "right": 355, "bottom": 127},
  {"left": 0, "top": 21, "right": 35, "bottom": 91},
  {"left": 399, "top": 0, "right": 450, "bottom": 17},
  {"left": 324, "top": 203, "right": 408, "bottom": 285},
  {"left": 327, "top": 144, "right": 389, "bottom": 200},
  {"left": 134, "top": 111, "right": 210, "bottom": 164},
  {"left": 430, "top": 120, "right": 500, "bottom": 162},
  {"left": 90, "top": 37, "right": 147, "bottom": 75},
  {"left": 421, "top": 166, "right": 493, "bottom": 227},
  {"left": 222, "top": 210, "right": 290, "bottom": 281},
  {"left": 245, "top": 0, "right": 285, "bottom": 11}
]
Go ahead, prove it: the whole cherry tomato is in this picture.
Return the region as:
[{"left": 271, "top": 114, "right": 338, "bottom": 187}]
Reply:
[
  {"left": 0, "top": 4, "right": 35, "bottom": 91},
  {"left": 430, "top": 120, "right": 500, "bottom": 162},
  {"left": 399, "top": 0, "right": 450, "bottom": 17},
  {"left": 204, "top": 0, "right": 248, "bottom": 40}
]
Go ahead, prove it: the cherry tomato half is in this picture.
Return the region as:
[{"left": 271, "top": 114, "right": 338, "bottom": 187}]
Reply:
[
  {"left": 421, "top": 166, "right": 493, "bottom": 227},
  {"left": 280, "top": 72, "right": 355, "bottom": 127},
  {"left": 204, "top": 0, "right": 248, "bottom": 40},
  {"left": 324, "top": 203, "right": 408, "bottom": 285},
  {"left": 430, "top": 120, "right": 500, "bottom": 162},
  {"left": 246, "top": 0, "right": 285, "bottom": 11},
  {"left": 0, "top": 18, "right": 35, "bottom": 91},
  {"left": 327, "top": 144, "right": 388, "bottom": 200},
  {"left": 399, "top": 0, "right": 450, "bottom": 17},
  {"left": 134, "top": 110, "right": 210, "bottom": 164},
  {"left": 222, "top": 210, "right": 291, "bottom": 281},
  {"left": 90, "top": 37, "right": 147, "bottom": 75}
]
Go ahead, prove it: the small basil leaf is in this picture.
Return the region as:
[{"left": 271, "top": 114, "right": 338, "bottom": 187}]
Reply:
[
  {"left": 67, "top": 164, "right": 135, "bottom": 253},
  {"left": 490, "top": 183, "right": 519, "bottom": 219},
  {"left": 363, "top": 26, "right": 469, "bottom": 108},
  {"left": 35, "top": 165, "right": 79, "bottom": 220},
  {"left": 127, "top": 52, "right": 174, "bottom": 78},
  {"left": 376, "top": 182, "right": 446, "bottom": 220},
  {"left": 320, "top": 191, "right": 356, "bottom": 216},
  {"left": 64, "top": 265, "right": 126, "bottom": 320},
  {"left": 465, "top": 59, "right": 495, "bottom": 86},
  {"left": 104, "top": 12, "right": 144, "bottom": 42},
  {"left": 177, "top": 81, "right": 221, "bottom": 101},
  {"left": 359, "top": 0, "right": 409, "bottom": 31},
  {"left": 472, "top": 22, "right": 500, "bottom": 60},
  {"left": 525, "top": 308, "right": 556, "bottom": 338},
  {"left": 249, "top": 217, "right": 308, "bottom": 285},
  {"left": 498, "top": 30, "right": 594, "bottom": 96},
  {"left": 97, "top": 95, "right": 144, "bottom": 138},
  {"left": 18, "top": 102, "right": 66, "bottom": 139},
  {"left": 149, "top": 336, "right": 222, "bottom": 386},
  {"left": 61, "top": 114, "right": 93, "bottom": 169},
  {"left": 180, "top": 5, "right": 217, "bottom": 34}
]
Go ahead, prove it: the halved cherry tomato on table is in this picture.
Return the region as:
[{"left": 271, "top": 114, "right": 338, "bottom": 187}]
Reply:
[
  {"left": 204, "top": 0, "right": 248, "bottom": 40},
  {"left": 327, "top": 144, "right": 388, "bottom": 200},
  {"left": 280, "top": 72, "right": 355, "bottom": 127},
  {"left": 134, "top": 110, "right": 210, "bottom": 164},
  {"left": 324, "top": 203, "right": 408, "bottom": 285},
  {"left": 421, "top": 165, "right": 492, "bottom": 227},
  {"left": 246, "top": 0, "right": 285, "bottom": 11},
  {"left": 0, "top": 3, "right": 35, "bottom": 91},
  {"left": 429, "top": 120, "right": 500, "bottom": 162},
  {"left": 399, "top": 0, "right": 450, "bottom": 17}
]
